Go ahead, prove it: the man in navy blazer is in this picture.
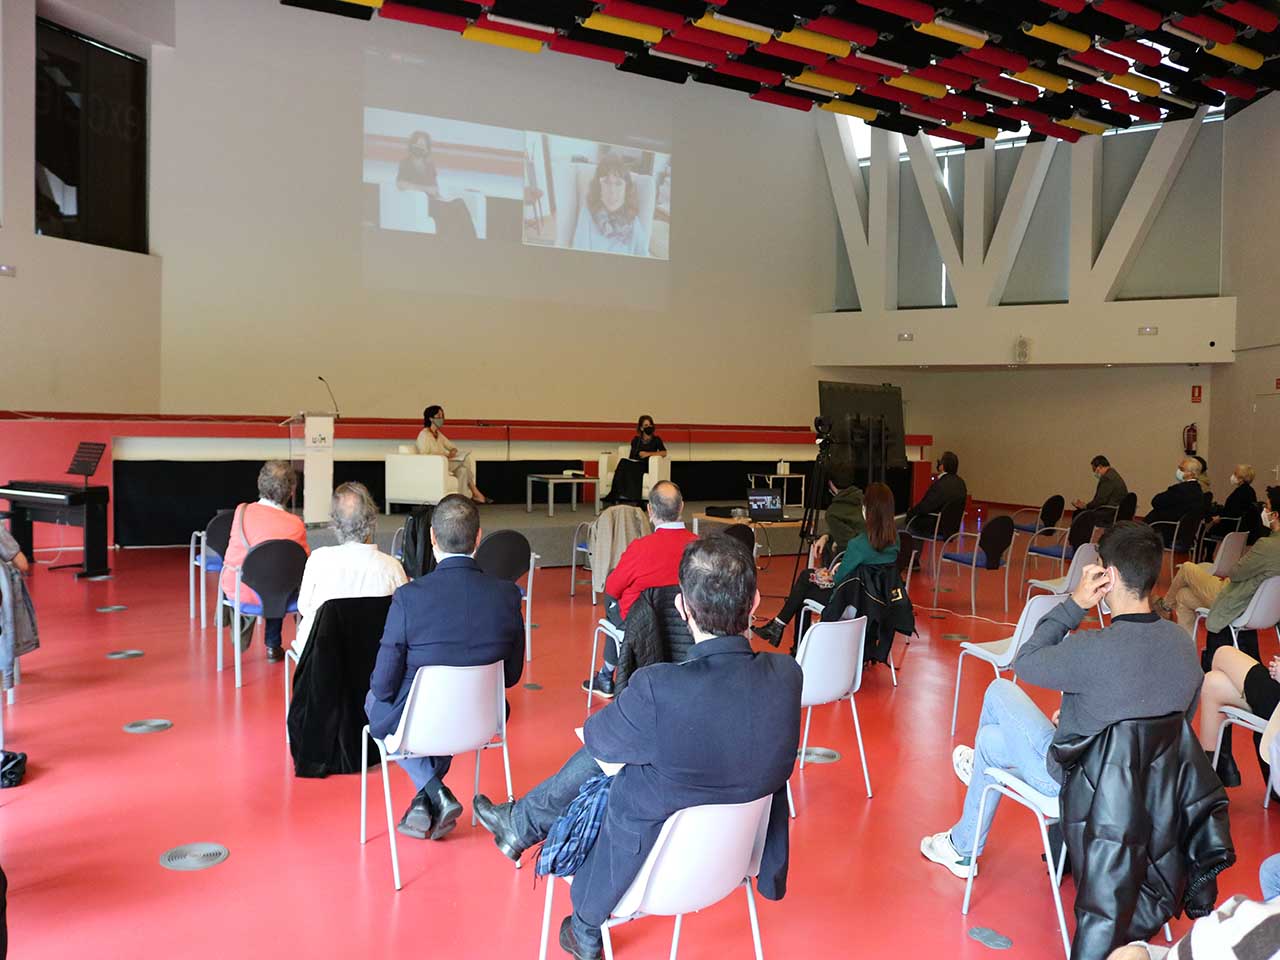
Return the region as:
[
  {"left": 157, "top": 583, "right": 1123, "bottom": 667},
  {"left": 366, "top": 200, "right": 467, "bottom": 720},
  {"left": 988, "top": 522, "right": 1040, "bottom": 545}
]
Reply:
[
  {"left": 474, "top": 535, "right": 802, "bottom": 960},
  {"left": 365, "top": 495, "right": 524, "bottom": 842}
]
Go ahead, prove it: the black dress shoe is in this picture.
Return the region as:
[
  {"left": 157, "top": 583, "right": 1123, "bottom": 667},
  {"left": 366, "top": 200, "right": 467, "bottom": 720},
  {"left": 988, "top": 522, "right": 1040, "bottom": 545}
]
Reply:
[
  {"left": 581, "top": 672, "right": 616, "bottom": 699},
  {"left": 752, "top": 620, "right": 784, "bottom": 648},
  {"left": 265, "top": 646, "right": 285, "bottom": 663},
  {"left": 396, "top": 788, "right": 434, "bottom": 840},
  {"left": 558, "top": 917, "right": 603, "bottom": 960},
  {"left": 425, "top": 781, "right": 463, "bottom": 840},
  {"left": 1216, "top": 751, "right": 1242, "bottom": 788},
  {"left": 473, "top": 793, "right": 526, "bottom": 862}
]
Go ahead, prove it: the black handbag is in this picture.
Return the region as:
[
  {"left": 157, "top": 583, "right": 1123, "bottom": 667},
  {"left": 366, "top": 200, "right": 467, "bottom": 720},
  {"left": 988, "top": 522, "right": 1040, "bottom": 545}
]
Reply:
[{"left": 0, "top": 752, "right": 27, "bottom": 788}]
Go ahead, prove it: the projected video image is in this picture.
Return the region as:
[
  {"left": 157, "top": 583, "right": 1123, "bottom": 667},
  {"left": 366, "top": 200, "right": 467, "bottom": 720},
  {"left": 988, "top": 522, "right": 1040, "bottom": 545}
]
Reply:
[{"left": 523, "top": 134, "right": 671, "bottom": 260}]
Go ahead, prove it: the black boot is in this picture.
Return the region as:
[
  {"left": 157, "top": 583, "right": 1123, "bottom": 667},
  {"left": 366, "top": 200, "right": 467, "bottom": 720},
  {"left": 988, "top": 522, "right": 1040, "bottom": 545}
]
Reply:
[
  {"left": 580, "top": 668, "right": 616, "bottom": 699},
  {"left": 424, "top": 779, "right": 462, "bottom": 840},
  {"left": 1215, "top": 728, "right": 1242, "bottom": 788},
  {"left": 473, "top": 793, "right": 527, "bottom": 862},
  {"left": 559, "top": 916, "right": 604, "bottom": 960},
  {"left": 395, "top": 788, "right": 435, "bottom": 839},
  {"left": 752, "top": 619, "right": 785, "bottom": 648}
]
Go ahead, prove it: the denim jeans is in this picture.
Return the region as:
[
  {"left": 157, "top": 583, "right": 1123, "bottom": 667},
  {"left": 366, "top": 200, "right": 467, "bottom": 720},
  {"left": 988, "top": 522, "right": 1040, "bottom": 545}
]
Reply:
[
  {"left": 950, "top": 679, "right": 1059, "bottom": 857},
  {"left": 1261, "top": 853, "right": 1280, "bottom": 901}
]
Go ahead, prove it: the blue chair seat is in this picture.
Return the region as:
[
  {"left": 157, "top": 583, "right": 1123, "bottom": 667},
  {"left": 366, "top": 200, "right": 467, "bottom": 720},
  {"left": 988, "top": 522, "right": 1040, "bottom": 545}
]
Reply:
[
  {"left": 1012, "top": 523, "right": 1040, "bottom": 534},
  {"left": 222, "top": 598, "right": 298, "bottom": 618},
  {"left": 1028, "top": 544, "right": 1073, "bottom": 560},
  {"left": 194, "top": 555, "right": 224, "bottom": 572},
  {"left": 576, "top": 542, "right": 589, "bottom": 551},
  {"left": 942, "top": 550, "right": 1004, "bottom": 568}
]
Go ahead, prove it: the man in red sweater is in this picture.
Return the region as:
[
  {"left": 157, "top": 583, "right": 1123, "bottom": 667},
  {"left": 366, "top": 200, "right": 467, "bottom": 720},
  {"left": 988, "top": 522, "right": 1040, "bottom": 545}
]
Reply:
[{"left": 585, "top": 480, "right": 696, "bottom": 699}]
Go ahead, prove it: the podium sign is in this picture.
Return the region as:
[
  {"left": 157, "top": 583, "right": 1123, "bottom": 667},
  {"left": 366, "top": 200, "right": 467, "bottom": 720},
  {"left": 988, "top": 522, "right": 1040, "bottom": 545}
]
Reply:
[{"left": 283, "top": 412, "right": 336, "bottom": 525}]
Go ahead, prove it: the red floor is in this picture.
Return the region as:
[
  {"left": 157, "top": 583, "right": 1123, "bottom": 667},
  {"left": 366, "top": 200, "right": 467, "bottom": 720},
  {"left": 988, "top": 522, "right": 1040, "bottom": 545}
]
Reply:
[{"left": 3, "top": 546, "right": 1276, "bottom": 958}]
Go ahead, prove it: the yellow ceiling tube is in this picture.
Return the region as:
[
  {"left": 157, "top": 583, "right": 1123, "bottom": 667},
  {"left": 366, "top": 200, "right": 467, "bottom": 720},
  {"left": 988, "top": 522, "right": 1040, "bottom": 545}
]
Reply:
[
  {"left": 950, "top": 119, "right": 999, "bottom": 138},
  {"left": 1060, "top": 116, "right": 1109, "bottom": 135},
  {"left": 1023, "top": 21, "right": 1091, "bottom": 52},
  {"left": 821, "top": 100, "right": 879, "bottom": 122},
  {"left": 582, "top": 12, "right": 664, "bottom": 44},
  {"left": 915, "top": 20, "right": 986, "bottom": 49},
  {"left": 1109, "top": 72, "right": 1161, "bottom": 97},
  {"left": 1014, "top": 67, "right": 1068, "bottom": 93},
  {"left": 343, "top": 0, "right": 383, "bottom": 6},
  {"left": 780, "top": 28, "right": 851, "bottom": 58},
  {"left": 1206, "top": 41, "right": 1264, "bottom": 70},
  {"left": 461, "top": 25, "right": 545, "bottom": 53},
  {"left": 693, "top": 13, "right": 772, "bottom": 44},
  {"left": 887, "top": 74, "right": 948, "bottom": 98},
  {"left": 794, "top": 70, "right": 858, "bottom": 95}
]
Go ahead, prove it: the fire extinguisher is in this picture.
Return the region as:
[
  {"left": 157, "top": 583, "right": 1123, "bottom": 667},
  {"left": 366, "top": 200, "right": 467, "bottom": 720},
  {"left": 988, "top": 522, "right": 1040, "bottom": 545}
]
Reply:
[{"left": 1183, "top": 423, "right": 1198, "bottom": 456}]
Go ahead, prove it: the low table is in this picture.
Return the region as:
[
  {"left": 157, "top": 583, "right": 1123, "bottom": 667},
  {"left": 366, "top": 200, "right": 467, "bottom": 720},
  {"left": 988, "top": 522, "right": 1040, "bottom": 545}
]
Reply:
[
  {"left": 526, "top": 474, "right": 599, "bottom": 518},
  {"left": 747, "top": 472, "right": 806, "bottom": 509},
  {"left": 690, "top": 513, "right": 803, "bottom": 558}
]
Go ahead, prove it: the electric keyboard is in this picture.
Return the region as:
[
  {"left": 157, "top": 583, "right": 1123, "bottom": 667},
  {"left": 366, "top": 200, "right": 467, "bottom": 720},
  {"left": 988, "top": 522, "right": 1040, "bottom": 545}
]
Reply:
[{"left": 0, "top": 480, "right": 110, "bottom": 578}]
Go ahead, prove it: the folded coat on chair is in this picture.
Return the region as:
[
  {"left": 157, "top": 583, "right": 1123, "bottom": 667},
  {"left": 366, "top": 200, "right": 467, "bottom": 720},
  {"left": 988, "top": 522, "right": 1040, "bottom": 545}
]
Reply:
[
  {"left": 821, "top": 563, "right": 914, "bottom": 664},
  {"left": 588, "top": 506, "right": 651, "bottom": 599},
  {"left": 614, "top": 585, "right": 695, "bottom": 694},
  {"left": 288, "top": 595, "right": 393, "bottom": 778}
]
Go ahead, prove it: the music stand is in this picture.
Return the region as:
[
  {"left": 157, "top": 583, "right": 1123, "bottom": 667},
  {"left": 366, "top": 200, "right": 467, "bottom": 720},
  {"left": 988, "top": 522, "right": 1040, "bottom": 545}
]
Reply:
[{"left": 67, "top": 442, "right": 106, "bottom": 487}]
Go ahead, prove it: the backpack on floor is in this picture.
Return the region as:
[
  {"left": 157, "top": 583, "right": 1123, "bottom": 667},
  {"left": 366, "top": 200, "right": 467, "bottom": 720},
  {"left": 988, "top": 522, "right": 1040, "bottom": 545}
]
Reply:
[{"left": 399, "top": 505, "right": 437, "bottom": 580}]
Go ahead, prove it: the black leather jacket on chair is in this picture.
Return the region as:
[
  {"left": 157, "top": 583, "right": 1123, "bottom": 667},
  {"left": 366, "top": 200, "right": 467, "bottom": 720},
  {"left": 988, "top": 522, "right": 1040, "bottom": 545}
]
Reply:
[
  {"left": 614, "top": 585, "right": 694, "bottom": 693},
  {"left": 1052, "top": 713, "right": 1235, "bottom": 960}
]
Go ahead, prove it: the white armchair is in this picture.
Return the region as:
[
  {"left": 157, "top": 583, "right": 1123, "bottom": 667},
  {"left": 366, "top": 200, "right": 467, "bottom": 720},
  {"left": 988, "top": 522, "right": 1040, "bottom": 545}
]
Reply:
[
  {"left": 596, "top": 445, "right": 672, "bottom": 510},
  {"left": 384, "top": 453, "right": 460, "bottom": 513}
]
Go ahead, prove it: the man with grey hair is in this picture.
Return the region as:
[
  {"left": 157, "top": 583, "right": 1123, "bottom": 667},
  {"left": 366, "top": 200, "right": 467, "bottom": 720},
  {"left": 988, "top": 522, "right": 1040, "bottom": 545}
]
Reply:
[
  {"left": 1145, "top": 456, "right": 1206, "bottom": 545},
  {"left": 586, "top": 480, "right": 697, "bottom": 699},
  {"left": 291, "top": 482, "right": 407, "bottom": 656},
  {"left": 366, "top": 494, "right": 524, "bottom": 841}
]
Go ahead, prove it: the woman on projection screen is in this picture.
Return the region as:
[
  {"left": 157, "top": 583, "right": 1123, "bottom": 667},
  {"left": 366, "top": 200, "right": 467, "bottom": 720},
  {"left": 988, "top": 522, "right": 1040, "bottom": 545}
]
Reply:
[{"left": 571, "top": 153, "right": 651, "bottom": 257}]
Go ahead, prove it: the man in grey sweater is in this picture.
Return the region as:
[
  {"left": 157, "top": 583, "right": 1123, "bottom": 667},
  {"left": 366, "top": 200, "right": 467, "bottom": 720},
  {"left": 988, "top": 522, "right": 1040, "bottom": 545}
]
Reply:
[{"left": 922, "top": 522, "right": 1203, "bottom": 879}]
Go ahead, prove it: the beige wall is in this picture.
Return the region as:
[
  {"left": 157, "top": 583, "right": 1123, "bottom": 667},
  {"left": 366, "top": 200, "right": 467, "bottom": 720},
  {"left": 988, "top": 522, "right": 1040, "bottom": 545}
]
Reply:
[{"left": 0, "top": 0, "right": 162, "bottom": 413}]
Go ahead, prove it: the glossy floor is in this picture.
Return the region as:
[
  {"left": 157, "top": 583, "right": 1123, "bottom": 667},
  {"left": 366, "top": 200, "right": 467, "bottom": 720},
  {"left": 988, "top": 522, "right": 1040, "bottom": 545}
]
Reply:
[{"left": 4, "top": 547, "right": 1275, "bottom": 958}]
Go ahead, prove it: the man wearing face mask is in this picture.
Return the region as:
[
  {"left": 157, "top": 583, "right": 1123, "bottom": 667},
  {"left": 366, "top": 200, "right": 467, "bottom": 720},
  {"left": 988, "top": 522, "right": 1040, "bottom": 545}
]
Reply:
[
  {"left": 903, "top": 450, "right": 967, "bottom": 541},
  {"left": 1072, "top": 455, "right": 1128, "bottom": 513},
  {"left": 1144, "top": 457, "right": 1205, "bottom": 544}
]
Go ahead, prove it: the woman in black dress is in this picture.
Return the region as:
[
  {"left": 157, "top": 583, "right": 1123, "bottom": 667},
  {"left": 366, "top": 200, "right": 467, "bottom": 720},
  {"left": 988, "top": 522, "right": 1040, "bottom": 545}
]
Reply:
[
  {"left": 395, "top": 131, "right": 477, "bottom": 240},
  {"left": 1206, "top": 463, "right": 1262, "bottom": 543},
  {"left": 604, "top": 415, "right": 666, "bottom": 504}
]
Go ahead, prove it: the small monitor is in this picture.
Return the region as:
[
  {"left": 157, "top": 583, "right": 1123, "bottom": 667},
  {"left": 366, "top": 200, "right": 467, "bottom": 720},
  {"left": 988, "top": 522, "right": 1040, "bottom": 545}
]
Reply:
[{"left": 748, "top": 488, "right": 784, "bottom": 522}]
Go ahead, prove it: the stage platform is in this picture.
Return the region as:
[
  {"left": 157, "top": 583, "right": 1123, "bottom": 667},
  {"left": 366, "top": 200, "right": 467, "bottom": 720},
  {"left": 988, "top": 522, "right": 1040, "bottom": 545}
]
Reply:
[{"left": 306, "top": 501, "right": 808, "bottom": 568}]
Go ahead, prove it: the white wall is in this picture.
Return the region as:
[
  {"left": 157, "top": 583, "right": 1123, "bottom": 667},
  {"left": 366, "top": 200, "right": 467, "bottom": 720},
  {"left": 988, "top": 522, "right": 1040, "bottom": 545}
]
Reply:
[{"left": 0, "top": 0, "right": 164, "bottom": 413}]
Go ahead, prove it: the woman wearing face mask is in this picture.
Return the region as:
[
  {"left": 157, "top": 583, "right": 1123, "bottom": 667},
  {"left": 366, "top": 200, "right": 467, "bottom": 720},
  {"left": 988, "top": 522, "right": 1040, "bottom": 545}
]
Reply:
[
  {"left": 570, "top": 154, "right": 651, "bottom": 257},
  {"left": 415, "top": 405, "right": 490, "bottom": 503},
  {"left": 603, "top": 416, "right": 666, "bottom": 505},
  {"left": 395, "top": 131, "right": 477, "bottom": 240},
  {"left": 1206, "top": 464, "right": 1261, "bottom": 543}
]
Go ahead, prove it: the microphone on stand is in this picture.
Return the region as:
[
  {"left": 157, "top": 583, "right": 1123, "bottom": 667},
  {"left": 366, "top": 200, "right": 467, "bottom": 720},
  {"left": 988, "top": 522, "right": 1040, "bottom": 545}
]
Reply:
[{"left": 318, "top": 376, "right": 340, "bottom": 418}]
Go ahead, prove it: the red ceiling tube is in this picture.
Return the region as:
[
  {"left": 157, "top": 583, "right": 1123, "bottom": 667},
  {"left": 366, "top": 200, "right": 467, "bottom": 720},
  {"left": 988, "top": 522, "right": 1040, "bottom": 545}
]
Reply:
[
  {"left": 652, "top": 36, "right": 728, "bottom": 65},
  {"left": 548, "top": 36, "right": 627, "bottom": 65},
  {"left": 1040, "top": 0, "right": 1086, "bottom": 12},
  {"left": 670, "top": 24, "right": 750, "bottom": 55},
  {"left": 820, "top": 61, "right": 884, "bottom": 86},
  {"left": 926, "top": 126, "right": 978, "bottom": 145},
  {"left": 939, "top": 92, "right": 988, "bottom": 114},
  {"left": 1037, "top": 121, "right": 1082, "bottom": 142},
  {"left": 941, "top": 54, "right": 1002, "bottom": 79},
  {"left": 856, "top": 0, "right": 936, "bottom": 23},
  {"left": 1215, "top": 1, "right": 1280, "bottom": 33},
  {"left": 716, "top": 60, "right": 784, "bottom": 85},
  {"left": 1075, "top": 79, "right": 1128, "bottom": 102},
  {"left": 751, "top": 89, "right": 815, "bottom": 111},
  {"left": 600, "top": 0, "right": 686, "bottom": 30},
  {"left": 861, "top": 81, "right": 927, "bottom": 106},
  {"left": 840, "top": 52, "right": 906, "bottom": 76},
  {"left": 982, "top": 75, "right": 1040, "bottom": 100},
  {"left": 1103, "top": 38, "right": 1162, "bottom": 66},
  {"left": 1206, "top": 74, "right": 1258, "bottom": 98},
  {"left": 913, "top": 64, "right": 973, "bottom": 88},
  {"left": 1092, "top": 0, "right": 1163, "bottom": 31},
  {"left": 1173, "top": 13, "right": 1237, "bottom": 44},
  {"left": 910, "top": 101, "right": 966, "bottom": 123},
  {"left": 805, "top": 15, "right": 880, "bottom": 47},
  {"left": 1072, "top": 47, "right": 1132, "bottom": 74},
  {"left": 758, "top": 40, "right": 830, "bottom": 66},
  {"left": 379, "top": 3, "right": 468, "bottom": 31},
  {"left": 1126, "top": 100, "right": 1162, "bottom": 122},
  {"left": 968, "top": 45, "right": 1028, "bottom": 72},
  {"left": 995, "top": 104, "right": 1046, "bottom": 124}
]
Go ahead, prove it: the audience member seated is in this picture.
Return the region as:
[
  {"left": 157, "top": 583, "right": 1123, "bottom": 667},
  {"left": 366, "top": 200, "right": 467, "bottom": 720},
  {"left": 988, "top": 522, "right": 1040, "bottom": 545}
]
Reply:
[
  {"left": 920, "top": 523, "right": 1202, "bottom": 880},
  {"left": 1156, "top": 486, "right": 1280, "bottom": 639},
  {"left": 584, "top": 481, "right": 694, "bottom": 699},
  {"left": 0, "top": 524, "right": 38, "bottom": 688},
  {"left": 602, "top": 415, "right": 666, "bottom": 505},
  {"left": 291, "top": 482, "right": 407, "bottom": 656},
  {"left": 902, "top": 450, "right": 967, "bottom": 541},
  {"left": 1145, "top": 458, "right": 1205, "bottom": 544},
  {"left": 1197, "top": 645, "right": 1280, "bottom": 791},
  {"left": 364, "top": 495, "right": 524, "bottom": 841},
  {"left": 472, "top": 535, "right": 802, "bottom": 960},
  {"left": 754, "top": 482, "right": 897, "bottom": 651},
  {"left": 1105, "top": 895, "right": 1280, "bottom": 959},
  {"left": 1193, "top": 455, "right": 1212, "bottom": 495},
  {"left": 1072, "top": 454, "right": 1128, "bottom": 513},
  {"left": 808, "top": 454, "right": 867, "bottom": 563},
  {"left": 220, "top": 460, "right": 310, "bottom": 662},
  {"left": 1205, "top": 464, "right": 1261, "bottom": 543},
  {"left": 416, "top": 404, "right": 489, "bottom": 503}
]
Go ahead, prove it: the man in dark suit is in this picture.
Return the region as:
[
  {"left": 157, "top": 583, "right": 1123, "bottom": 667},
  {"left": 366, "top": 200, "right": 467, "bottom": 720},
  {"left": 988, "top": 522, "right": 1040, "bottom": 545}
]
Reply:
[
  {"left": 473, "top": 535, "right": 802, "bottom": 960},
  {"left": 903, "top": 449, "right": 968, "bottom": 540},
  {"left": 1144, "top": 457, "right": 1206, "bottom": 545},
  {"left": 365, "top": 495, "right": 524, "bottom": 842}
]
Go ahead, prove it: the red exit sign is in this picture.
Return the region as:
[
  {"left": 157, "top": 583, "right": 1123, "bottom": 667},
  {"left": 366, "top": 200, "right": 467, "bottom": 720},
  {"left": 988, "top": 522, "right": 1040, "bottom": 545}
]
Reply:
[
  {"left": 1275, "top": 378, "right": 1280, "bottom": 391},
  {"left": 1191, "top": 385, "right": 1202, "bottom": 403}
]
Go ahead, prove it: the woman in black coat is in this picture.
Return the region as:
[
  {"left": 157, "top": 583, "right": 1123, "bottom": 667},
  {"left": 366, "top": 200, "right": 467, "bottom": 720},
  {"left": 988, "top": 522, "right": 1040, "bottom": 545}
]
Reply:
[{"left": 1206, "top": 463, "right": 1260, "bottom": 543}]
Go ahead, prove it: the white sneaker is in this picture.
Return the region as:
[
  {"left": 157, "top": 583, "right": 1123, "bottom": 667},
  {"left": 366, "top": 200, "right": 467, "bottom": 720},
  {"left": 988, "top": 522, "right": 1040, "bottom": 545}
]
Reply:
[
  {"left": 952, "top": 745, "right": 974, "bottom": 786},
  {"left": 920, "top": 831, "right": 978, "bottom": 879}
]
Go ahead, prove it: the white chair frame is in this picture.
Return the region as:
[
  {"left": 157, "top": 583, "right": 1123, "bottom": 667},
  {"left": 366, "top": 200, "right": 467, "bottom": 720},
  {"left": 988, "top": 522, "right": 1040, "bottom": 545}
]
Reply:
[
  {"left": 523, "top": 551, "right": 540, "bottom": 662},
  {"left": 934, "top": 528, "right": 1012, "bottom": 617},
  {"left": 1213, "top": 706, "right": 1271, "bottom": 809},
  {"left": 799, "top": 598, "right": 903, "bottom": 687},
  {"left": 585, "top": 619, "right": 625, "bottom": 719},
  {"left": 1025, "top": 543, "right": 1098, "bottom": 603},
  {"left": 1192, "top": 575, "right": 1280, "bottom": 650},
  {"left": 569, "top": 521, "right": 597, "bottom": 604}
]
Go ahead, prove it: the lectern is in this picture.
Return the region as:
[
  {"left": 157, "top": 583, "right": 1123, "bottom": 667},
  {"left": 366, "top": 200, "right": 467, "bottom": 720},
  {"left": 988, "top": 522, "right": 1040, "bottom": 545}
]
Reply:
[{"left": 282, "top": 412, "right": 335, "bottom": 525}]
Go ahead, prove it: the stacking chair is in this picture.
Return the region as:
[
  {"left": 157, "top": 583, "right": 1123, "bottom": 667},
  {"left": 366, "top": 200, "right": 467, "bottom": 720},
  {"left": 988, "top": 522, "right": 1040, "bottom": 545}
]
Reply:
[
  {"left": 218, "top": 539, "right": 307, "bottom": 689},
  {"left": 910, "top": 500, "right": 967, "bottom": 583},
  {"left": 585, "top": 618, "right": 625, "bottom": 719},
  {"left": 1019, "top": 509, "right": 1096, "bottom": 594},
  {"left": 1193, "top": 575, "right": 1280, "bottom": 651},
  {"left": 569, "top": 521, "right": 596, "bottom": 603},
  {"left": 359, "top": 662, "right": 513, "bottom": 891},
  {"left": 1198, "top": 513, "right": 1246, "bottom": 562},
  {"left": 1213, "top": 706, "right": 1271, "bottom": 809},
  {"left": 1011, "top": 496, "right": 1065, "bottom": 546},
  {"left": 898, "top": 531, "right": 916, "bottom": 595},
  {"left": 1025, "top": 543, "right": 1099, "bottom": 602},
  {"left": 1114, "top": 492, "right": 1138, "bottom": 522},
  {"left": 188, "top": 509, "right": 233, "bottom": 628},
  {"left": 475, "top": 530, "right": 540, "bottom": 662},
  {"left": 537, "top": 796, "right": 773, "bottom": 960},
  {"left": 1149, "top": 509, "right": 1205, "bottom": 582},
  {"left": 950, "top": 594, "right": 1069, "bottom": 736},
  {"left": 787, "top": 616, "right": 872, "bottom": 814},
  {"left": 1206, "top": 530, "right": 1248, "bottom": 578},
  {"left": 935, "top": 516, "right": 1016, "bottom": 616}
]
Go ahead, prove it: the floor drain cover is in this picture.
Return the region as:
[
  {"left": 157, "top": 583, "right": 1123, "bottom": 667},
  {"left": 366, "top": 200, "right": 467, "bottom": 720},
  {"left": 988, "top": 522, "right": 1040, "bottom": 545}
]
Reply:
[
  {"left": 928, "top": 613, "right": 948, "bottom": 620},
  {"left": 523, "top": 682, "right": 543, "bottom": 690},
  {"left": 942, "top": 634, "right": 971, "bottom": 641},
  {"left": 968, "top": 927, "right": 1012, "bottom": 950},
  {"left": 124, "top": 719, "right": 173, "bottom": 734},
  {"left": 798, "top": 747, "right": 841, "bottom": 764},
  {"left": 106, "top": 650, "right": 145, "bottom": 660},
  {"left": 160, "top": 843, "right": 229, "bottom": 872},
  {"left": 96, "top": 605, "right": 128, "bottom": 613}
]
